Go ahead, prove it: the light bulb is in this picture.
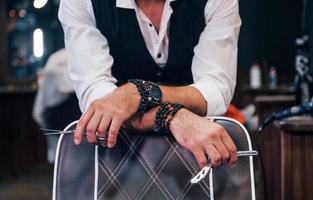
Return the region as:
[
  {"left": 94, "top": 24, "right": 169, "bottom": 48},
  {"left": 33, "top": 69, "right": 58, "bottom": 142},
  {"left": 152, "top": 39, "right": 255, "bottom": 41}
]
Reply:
[
  {"left": 33, "top": 28, "right": 44, "bottom": 58},
  {"left": 33, "top": 0, "right": 48, "bottom": 9}
]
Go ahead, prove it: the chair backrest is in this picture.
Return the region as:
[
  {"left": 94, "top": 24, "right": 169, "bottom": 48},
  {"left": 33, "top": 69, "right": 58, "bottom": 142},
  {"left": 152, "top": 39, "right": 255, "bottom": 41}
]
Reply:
[{"left": 53, "top": 117, "right": 256, "bottom": 200}]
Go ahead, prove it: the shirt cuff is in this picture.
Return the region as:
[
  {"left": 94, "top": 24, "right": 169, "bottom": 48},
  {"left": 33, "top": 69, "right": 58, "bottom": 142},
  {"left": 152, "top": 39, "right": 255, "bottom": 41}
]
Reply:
[
  {"left": 190, "top": 79, "right": 228, "bottom": 116},
  {"left": 80, "top": 82, "right": 117, "bottom": 112}
]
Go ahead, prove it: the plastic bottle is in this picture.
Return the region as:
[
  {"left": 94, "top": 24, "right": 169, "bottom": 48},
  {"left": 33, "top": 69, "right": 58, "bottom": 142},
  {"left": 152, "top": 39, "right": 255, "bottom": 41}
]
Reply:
[
  {"left": 268, "top": 66, "right": 277, "bottom": 89},
  {"left": 250, "top": 63, "right": 262, "bottom": 89}
]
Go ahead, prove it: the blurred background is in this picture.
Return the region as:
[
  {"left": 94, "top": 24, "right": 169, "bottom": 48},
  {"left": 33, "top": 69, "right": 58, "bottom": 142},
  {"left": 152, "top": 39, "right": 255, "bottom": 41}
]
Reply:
[{"left": 0, "top": 0, "right": 312, "bottom": 199}]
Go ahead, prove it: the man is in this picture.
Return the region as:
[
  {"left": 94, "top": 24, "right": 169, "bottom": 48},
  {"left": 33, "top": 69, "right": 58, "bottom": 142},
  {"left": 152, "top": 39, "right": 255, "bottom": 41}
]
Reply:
[{"left": 59, "top": 0, "right": 241, "bottom": 169}]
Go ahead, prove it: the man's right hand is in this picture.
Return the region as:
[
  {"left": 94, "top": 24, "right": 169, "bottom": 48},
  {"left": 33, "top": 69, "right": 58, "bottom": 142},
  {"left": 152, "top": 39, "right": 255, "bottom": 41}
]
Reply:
[
  {"left": 74, "top": 83, "right": 141, "bottom": 148},
  {"left": 125, "top": 106, "right": 238, "bottom": 169},
  {"left": 169, "top": 109, "right": 238, "bottom": 169}
]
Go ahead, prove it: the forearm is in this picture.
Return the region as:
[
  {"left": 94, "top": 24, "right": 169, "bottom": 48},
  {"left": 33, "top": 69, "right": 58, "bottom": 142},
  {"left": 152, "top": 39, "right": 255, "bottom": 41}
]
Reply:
[
  {"left": 126, "top": 104, "right": 190, "bottom": 133},
  {"left": 160, "top": 86, "right": 207, "bottom": 116},
  {"left": 124, "top": 83, "right": 207, "bottom": 132}
]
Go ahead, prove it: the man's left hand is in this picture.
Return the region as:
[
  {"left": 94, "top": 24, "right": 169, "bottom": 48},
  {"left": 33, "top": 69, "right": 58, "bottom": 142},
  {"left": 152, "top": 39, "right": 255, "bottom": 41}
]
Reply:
[{"left": 74, "top": 83, "right": 141, "bottom": 148}]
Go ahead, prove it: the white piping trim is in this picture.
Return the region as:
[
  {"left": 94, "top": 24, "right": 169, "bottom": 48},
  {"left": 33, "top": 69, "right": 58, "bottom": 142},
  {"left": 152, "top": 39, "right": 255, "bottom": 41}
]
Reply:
[
  {"left": 52, "top": 120, "right": 79, "bottom": 200},
  {"left": 52, "top": 134, "right": 64, "bottom": 200},
  {"left": 209, "top": 168, "right": 214, "bottom": 200},
  {"left": 94, "top": 145, "right": 99, "bottom": 200},
  {"left": 208, "top": 117, "right": 256, "bottom": 200}
]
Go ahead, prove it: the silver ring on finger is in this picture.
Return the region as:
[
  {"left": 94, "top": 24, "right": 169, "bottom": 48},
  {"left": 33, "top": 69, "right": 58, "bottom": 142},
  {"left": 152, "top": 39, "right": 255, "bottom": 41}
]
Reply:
[{"left": 96, "top": 131, "right": 108, "bottom": 147}]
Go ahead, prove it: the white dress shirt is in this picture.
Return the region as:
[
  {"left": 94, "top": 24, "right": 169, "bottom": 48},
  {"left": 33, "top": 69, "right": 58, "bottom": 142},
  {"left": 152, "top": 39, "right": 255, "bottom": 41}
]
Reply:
[{"left": 58, "top": 0, "right": 241, "bottom": 116}]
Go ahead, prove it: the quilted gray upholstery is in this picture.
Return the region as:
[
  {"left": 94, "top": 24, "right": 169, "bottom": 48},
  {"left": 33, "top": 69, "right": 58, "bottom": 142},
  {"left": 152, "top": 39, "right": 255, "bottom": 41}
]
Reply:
[{"left": 54, "top": 118, "right": 255, "bottom": 200}]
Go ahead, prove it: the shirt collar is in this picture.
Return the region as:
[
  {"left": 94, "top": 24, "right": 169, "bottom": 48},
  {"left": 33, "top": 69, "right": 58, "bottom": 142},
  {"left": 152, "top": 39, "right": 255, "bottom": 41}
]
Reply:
[{"left": 116, "top": 0, "right": 178, "bottom": 9}]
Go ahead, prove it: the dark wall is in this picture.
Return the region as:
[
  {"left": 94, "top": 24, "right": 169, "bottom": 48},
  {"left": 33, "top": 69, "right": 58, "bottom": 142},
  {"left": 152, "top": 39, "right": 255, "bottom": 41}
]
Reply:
[
  {"left": 237, "top": 0, "right": 305, "bottom": 84},
  {"left": 309, "top": 0, "right": 313, "bottom": 70},
  {"left": 0, "top": 0, "right": 8, "bottom": 82}
]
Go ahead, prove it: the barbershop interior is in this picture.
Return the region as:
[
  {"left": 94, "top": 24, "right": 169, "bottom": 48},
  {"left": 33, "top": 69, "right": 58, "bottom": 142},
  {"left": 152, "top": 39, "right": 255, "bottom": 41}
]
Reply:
[{"left": 0, "top": 0, "right": 312, "bottom": 200}]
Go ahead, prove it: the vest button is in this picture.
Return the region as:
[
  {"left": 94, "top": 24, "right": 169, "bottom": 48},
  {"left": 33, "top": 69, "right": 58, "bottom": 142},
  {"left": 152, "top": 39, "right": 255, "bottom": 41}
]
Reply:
[{"left": 157, "top": 72, "right": 162, "bottom": 76}]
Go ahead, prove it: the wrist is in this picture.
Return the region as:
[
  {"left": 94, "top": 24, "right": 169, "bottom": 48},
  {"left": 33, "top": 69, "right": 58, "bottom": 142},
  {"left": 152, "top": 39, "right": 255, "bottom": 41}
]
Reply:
[
  {"left": 124, "top": 83, "right": 141, "bottom": 113},
  {"left": 169, "top": 108, "right": 188, "bottom": 133},
  {"left": 141, "top": 107, "right": 159, "bottom": 130}
]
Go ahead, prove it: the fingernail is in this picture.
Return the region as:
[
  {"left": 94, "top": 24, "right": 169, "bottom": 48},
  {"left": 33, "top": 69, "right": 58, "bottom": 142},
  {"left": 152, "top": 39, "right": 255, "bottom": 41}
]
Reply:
[
  {"left": 230, "top": 163, "right": 236, "bottom": 168},
  {"left": 108, "top": 143, "right": 113, "bottom": 148},
  {"left": 74, "top": 138, "right": 80, "bottom": 145}
]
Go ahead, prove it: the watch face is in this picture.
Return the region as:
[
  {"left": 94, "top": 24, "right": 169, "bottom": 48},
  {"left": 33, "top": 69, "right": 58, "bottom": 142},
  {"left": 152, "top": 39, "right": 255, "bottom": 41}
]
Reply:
[{"left": 150, "top": 84, "right": 162, "bottom": 102}]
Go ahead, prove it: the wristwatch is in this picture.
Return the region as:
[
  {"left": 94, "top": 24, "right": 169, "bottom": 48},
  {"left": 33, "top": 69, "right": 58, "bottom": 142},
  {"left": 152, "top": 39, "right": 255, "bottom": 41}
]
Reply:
[
  {"left": 128, "top": 79, "right": 162, "bottom": 112},
  {"left": 144, "top": 81, "right": 162, "bottom": 107}
]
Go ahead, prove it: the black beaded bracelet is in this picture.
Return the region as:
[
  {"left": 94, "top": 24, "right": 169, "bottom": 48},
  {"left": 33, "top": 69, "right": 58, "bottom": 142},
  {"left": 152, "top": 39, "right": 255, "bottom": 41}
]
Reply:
[
  {"left": 128, "top": 79, "right": 149, "bottom": 112},
  {"left": 154, "top": 103, "right": 170, "bottom": 132},
  {"left": 154, "top": 103, "right": 184, "bottom": 134},
  {"left": 165, "top": 104, "right": 184, "bottom": 129}
]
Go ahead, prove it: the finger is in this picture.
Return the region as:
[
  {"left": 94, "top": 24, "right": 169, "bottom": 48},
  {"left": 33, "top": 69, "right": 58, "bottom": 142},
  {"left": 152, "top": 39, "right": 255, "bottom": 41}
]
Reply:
[
  {"left": 97, "top": 114, "right": 111, "bottom": 137},
  {"left": 86, "top": 111, "right": 103, "bottom": 144},
  {"left": 75, "top": 108, "right": 95, "bottom": 145},
  {"left": 221, "top": 132, "right": 238, "bottom": 167},
  {"left": 205, "top": 144, "right": 222, "bottom": 168},
  {"left": 107, "top": 117, "right": 123, "bottom": 148},
  {"left": 97, "top": 115, "right": 111, "bottom": 147},
  {"left": 213, "top": 137, "right": 230, "bottom": 165},
  {"left": 191, "top": 149, "right": 208, "bottom": 169}
]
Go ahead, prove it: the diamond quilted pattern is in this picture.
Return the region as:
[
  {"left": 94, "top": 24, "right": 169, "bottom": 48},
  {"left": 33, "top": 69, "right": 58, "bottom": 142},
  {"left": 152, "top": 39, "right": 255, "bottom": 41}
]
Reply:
[
  {"left": 112, "top": 155, "right": 152, "bottom": 199},
  {"left": 98, "top": 183, "right": 127, "bottom": 200},
  {"left": 98, "top": 138, "right": 131, "bottom": 173},
  {"left": 55, "top": 118, "right": 255, "bottom": 200},
  {"left": 97, "top": 130, "right": 212, "bottom": 200},
  {"left": 136, "top": 135, "right": 172, "bottom": 171},
  {"left": 183, "top": 183, "right": 211, "bottom": 200},
  {"left": 175, "top": 145, "right": 200, "bottom": 172},
  {"left": 157, "top": 148, "right": 193, "bottom": 199},
  {"left": 141, "top": 184, "right": 172, "bottom": 200}
]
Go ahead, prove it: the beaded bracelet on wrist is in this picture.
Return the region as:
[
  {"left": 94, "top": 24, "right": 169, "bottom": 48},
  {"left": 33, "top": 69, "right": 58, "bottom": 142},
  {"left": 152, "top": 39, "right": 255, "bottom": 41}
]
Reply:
[
  {"left": 128, "top": 79, "right": 149, "bottom": 112},
  {"left": 154, "top": 103, "right": 184, "bottom": 134},
  {"left": 154, "top": 103, "right": 170, "bottom": 132}
]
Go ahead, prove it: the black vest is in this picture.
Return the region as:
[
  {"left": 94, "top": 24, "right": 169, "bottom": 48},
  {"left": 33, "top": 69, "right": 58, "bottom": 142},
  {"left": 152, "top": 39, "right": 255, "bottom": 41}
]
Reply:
[{"left": 91, "top": 0, "right": 207, "bottom": 86}]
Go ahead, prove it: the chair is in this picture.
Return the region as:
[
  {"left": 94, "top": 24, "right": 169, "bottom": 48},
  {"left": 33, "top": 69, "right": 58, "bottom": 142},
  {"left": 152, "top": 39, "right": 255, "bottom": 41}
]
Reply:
[{"left": 53, "top": 117, "right": 256, "bottom": 200}]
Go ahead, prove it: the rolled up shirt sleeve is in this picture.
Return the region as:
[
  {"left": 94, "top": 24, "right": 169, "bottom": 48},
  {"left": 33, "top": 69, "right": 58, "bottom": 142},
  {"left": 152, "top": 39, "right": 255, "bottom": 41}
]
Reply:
[
  {"left": 190, "top": 0, "right": 241, "bottom": 116},
  {"left": 58, "top": 0, "right": 117, "bottom": 112}
]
